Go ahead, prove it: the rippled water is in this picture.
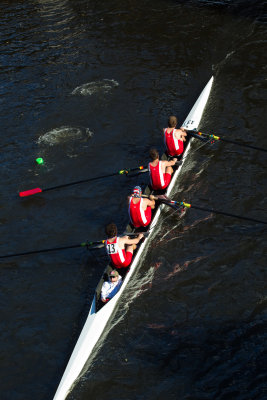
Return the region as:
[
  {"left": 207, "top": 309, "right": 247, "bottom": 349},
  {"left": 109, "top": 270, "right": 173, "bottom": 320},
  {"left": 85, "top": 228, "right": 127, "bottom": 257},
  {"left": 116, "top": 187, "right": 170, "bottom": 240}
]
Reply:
[{"left": 0, "top": 1, "right": 266, "bottom": 399}]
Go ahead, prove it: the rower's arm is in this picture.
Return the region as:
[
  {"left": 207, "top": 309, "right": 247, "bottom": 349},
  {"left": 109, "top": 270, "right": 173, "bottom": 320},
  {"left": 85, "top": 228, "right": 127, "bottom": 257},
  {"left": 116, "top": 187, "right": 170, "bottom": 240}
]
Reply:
[
  {"left": 175, "top": 128, "right": 187, "bottom": 141},
  {"left": 121, "top": 234, "right": 144, "bottom": 245},
  {"left": 163, "top": 159, "right": 177, "bottom": 167},
  {"left": 146, "top": 198, "right": 155, "bottom": 209}
]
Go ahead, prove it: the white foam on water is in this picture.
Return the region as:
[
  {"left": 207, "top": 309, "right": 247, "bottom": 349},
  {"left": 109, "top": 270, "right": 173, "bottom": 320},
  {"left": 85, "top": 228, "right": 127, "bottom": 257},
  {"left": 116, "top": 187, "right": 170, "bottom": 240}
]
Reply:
[
  {"left": 71, "top": 79, "right": 119, "bottom": 96},
  {"left": 37, "top": 126, "right": 93, "bottom": 146}
]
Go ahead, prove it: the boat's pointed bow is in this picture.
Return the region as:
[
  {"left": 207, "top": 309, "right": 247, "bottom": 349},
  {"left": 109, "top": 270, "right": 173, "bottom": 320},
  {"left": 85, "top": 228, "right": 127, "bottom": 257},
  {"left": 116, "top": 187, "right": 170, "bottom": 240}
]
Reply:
[{"left": 182, "top": 76, "right": 214, "bottom": 130}]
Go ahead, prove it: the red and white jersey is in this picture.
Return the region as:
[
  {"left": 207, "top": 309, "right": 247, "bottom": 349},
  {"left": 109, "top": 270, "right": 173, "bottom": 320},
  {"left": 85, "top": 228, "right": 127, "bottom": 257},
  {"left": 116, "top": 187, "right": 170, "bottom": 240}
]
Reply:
[
  {"left": 149, "top": 161, "right": 169, "bottom": 190},
  {"left": 105, "top": 237, "right": 126, "bottom": 267},
  {"left": 128, "top": 197, "right": 152, "bottom": 228},
  {"left": 164, "top": 128, "right": 184, "bottom": 156}
]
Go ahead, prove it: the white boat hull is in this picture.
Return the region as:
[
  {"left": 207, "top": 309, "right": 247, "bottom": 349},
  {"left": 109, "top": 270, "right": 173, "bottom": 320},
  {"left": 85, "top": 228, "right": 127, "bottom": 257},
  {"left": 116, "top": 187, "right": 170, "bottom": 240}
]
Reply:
[{"left": 53, "top": 76, "right": 214, "bottom": 400}]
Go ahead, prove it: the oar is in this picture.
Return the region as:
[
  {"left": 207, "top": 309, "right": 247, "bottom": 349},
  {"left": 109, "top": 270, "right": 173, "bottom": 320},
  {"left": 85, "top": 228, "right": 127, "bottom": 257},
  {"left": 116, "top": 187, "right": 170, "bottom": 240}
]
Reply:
[
  {"left": 0, "top": 240, "right": 106, "bottom": 259},
  {"left": 186, "top": 129, "right": 267, "bottom": 153},
  {"left": 0, "top": 231, "right": 149, "bottom": 260},
  {"left": 151, "top": 196, "right": 267, "bottom": 225},
  {"left": 122, "top": 231, "right": 150, "bottom": 238},
  {"left": 19, "top": 165, "right": 147, "bottom": 197}
]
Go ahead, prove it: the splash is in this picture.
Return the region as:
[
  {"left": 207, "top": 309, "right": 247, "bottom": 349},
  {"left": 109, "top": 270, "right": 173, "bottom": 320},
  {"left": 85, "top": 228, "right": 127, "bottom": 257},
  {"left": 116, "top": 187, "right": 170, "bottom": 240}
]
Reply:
[
  {"left": 37, "top": 126, "right": 93, "bottom": 146},
  {"left": 71, "top": 79, "right": 119, "bottom": 96}
]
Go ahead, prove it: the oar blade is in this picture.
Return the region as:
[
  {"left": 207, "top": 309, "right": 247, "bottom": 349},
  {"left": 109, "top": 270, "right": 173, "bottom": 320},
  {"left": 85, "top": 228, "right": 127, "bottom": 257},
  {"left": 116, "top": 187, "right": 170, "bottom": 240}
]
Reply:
[{"left": 19, "top": 188, "right": 43, "bottom": 197}]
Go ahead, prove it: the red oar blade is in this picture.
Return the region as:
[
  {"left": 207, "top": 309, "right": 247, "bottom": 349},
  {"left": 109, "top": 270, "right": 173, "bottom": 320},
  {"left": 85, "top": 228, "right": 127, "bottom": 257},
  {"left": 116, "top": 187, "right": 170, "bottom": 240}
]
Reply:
[{"left": 19, "top": 188, "right": 43, "bottom": 197}]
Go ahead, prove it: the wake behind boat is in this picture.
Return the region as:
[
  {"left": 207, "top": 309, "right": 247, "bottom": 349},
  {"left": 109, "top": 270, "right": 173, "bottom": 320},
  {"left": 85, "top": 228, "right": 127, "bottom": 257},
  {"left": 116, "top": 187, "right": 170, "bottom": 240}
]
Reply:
[{"left": 53, "top": 76, "right": 214, "bottom": 400}]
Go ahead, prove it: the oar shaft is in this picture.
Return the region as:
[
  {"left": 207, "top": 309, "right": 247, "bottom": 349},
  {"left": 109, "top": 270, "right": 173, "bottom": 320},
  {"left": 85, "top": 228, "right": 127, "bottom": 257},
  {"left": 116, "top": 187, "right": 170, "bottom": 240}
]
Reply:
[
  {"left": 186, "top": 130, "right": 208, "bottom": 142},
  {"left": 146, "top": 195, "right": 177, "bottom": 206},
  {"left": 0, "top": 241, "right": 105, "bottom": 259},
  {"left": 122, "top": 231, "right": 150, "bottom": 238},
  {"left": 186, "top": 130, "right": 267, "bottom": 153},
  {"left": 43, "top": 172, "right": 120, "bottom": 192},
  {"left": 154, "top": 197, "right": 267, "bottom": 225},
  {"left": 188, "top": 204, "right": 267, "bottom": 225},
  {"left": 217, "top": 137, "right": 267, "bottom": 152}
]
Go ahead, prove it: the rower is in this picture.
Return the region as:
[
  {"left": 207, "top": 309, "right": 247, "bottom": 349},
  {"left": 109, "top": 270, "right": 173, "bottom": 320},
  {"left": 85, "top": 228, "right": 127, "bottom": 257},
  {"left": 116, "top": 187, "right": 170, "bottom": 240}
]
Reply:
[
  {"left": 148, "top": 148, "right": 177, "bottom": 191},
  {"left": 163, "top": 115, "right": 187, "bottom": 157},
  {"left": 128, "top": 186, "right": 155, "bottom": 228},
  {"left": 105, "top": 222, "right": 144, "bottom": 269}
]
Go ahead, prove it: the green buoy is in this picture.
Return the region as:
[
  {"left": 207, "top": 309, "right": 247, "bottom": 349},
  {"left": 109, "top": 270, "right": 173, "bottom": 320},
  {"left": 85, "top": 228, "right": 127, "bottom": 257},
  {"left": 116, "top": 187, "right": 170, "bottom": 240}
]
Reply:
[{"left": 36, "top": 157, "right": 44, "bottom": 165}]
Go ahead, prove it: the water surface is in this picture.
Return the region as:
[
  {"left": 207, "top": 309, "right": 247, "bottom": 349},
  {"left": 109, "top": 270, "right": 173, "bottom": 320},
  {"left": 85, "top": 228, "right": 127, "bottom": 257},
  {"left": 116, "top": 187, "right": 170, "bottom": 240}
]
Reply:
[{"left": 0, "top": 1, "right": 266, "bottom": 399}]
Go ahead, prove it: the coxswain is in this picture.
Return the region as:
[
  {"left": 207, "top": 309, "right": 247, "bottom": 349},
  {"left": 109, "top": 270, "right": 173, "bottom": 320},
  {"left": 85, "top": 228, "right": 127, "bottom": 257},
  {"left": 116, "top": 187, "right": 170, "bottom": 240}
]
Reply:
[
  {"left": 105, "top": 222, "right": 144, "bottom": 269},
  {"left": 164, "top": 115, "right": 187, "bottom": 157},
  {"left": 128, "top": 186, "right": 155, "bottom": 228},
  {"left": 148, "top": 148, "right": 177, "bottom": 191},
  {"left": 101, "top": 270, "right": 122, "bottom": 303}
]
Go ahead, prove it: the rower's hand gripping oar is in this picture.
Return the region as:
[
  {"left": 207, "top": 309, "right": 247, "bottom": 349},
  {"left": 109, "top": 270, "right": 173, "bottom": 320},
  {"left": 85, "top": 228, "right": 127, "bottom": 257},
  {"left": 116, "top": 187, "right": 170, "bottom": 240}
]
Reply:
[
  {"left": 19, "top": 165, "right": 147, "bottom": 197},
  {"left": 121, "top": 231, "right": 150, "bottom": 238},
  {"left": 186, "top": 129, "right": 267, "bottom": 153},
  {"left": 149, "top": 195, "right": 267, "bottom": 225}
]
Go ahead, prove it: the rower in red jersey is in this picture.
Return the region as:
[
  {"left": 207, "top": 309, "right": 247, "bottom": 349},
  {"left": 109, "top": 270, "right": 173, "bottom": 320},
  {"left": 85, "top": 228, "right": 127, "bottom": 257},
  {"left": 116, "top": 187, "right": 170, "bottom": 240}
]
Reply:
[
  {"left": 164, "top": 115, "right": 187, "bottom": 156},
  {"left": 128, "top": 186, "right": 155, "bottom": 228},
  {"left": 148, "top": 148, "right": 177, "bottom": 191},
  {"left": 105, "top": 223, "right": 144, "bottom": 269}
]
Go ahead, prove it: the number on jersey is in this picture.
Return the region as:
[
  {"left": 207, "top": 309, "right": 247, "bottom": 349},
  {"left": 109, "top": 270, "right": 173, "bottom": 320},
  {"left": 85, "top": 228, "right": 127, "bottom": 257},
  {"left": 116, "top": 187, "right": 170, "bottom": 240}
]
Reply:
[{"left": 107, "top": 243, "right": 116, "bottom": 254}]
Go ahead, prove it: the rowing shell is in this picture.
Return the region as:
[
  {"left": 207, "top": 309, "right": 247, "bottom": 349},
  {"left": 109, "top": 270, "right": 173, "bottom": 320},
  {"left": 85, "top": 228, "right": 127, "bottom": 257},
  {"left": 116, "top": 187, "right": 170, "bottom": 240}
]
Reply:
[{"left": 53, "top": 76, "right": 214, "bottom": 400}]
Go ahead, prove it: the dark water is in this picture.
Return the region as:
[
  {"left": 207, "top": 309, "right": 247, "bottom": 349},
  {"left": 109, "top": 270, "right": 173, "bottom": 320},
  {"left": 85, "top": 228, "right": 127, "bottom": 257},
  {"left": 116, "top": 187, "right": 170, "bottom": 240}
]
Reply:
[{"left": 1, "top": 1, "right": 266, "bottom": 399}]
